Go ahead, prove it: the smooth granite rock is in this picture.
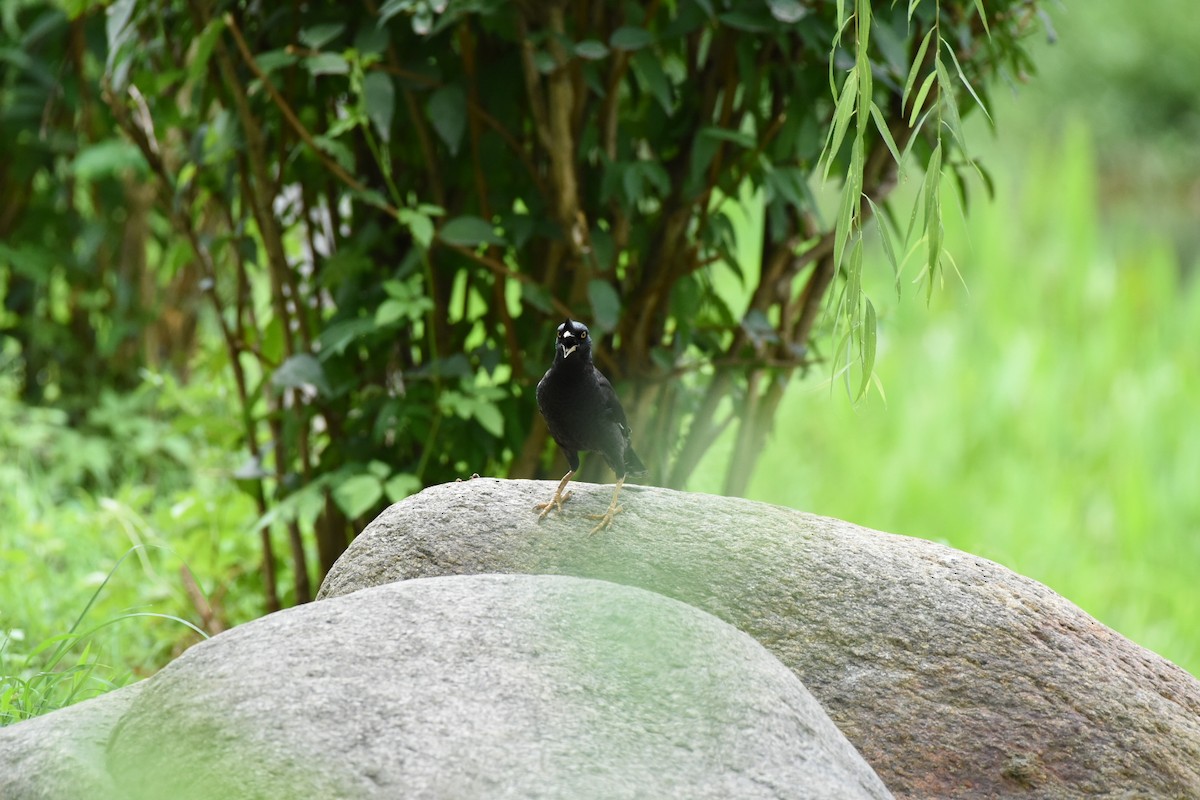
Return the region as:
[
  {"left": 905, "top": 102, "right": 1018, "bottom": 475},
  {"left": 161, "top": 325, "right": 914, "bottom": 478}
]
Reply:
[
  {"left": 95, "top": 573, "right": 890, "bottom": 799},
  {"left": 318, "top": 478, "right": 1200, "bottom": 799}
]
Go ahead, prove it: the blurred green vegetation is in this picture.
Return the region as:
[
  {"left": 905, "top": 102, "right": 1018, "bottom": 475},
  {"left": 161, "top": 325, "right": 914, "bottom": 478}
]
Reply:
[
  {"left": 0, "top": 352, "right": 271, "bottom": 723},
  {"left": 1017, "top": 0, "right": 1200, "bottom": 268},
  {"left": 694, "top": 81, "right": 1200, "bottom": 674}
]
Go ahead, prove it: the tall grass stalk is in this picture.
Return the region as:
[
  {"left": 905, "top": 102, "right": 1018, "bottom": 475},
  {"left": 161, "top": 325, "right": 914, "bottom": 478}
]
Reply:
[{"left": 0, "top": 547, "right": 208, "bottom": 726}]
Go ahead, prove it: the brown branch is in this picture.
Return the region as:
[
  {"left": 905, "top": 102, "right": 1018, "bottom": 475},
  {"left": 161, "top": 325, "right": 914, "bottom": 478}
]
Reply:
[
  {"left": 544, "top": 7, "right": 583, "bottom": 238},
  {"left": 515, "top": 15, "right": 552, "bottom": 151}
]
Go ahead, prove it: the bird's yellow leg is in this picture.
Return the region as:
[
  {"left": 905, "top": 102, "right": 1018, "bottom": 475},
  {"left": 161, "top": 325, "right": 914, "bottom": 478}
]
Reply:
[
  {"left": 535, "top": 470, "right": 575, "bottom": 520},
  {"left": 587, "top": 476, "right": 626, "bottom": 535}
]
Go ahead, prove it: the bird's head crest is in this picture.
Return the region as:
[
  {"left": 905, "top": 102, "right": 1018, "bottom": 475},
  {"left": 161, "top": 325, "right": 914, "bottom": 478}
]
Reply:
[{"left": 555, "top": 319, "right": 591, "bottom": 361}]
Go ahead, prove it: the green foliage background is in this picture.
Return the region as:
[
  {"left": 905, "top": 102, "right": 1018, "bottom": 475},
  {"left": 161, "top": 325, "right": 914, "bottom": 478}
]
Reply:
[{"left": 3, "top": 0, "right": 1199, "bottom": 724}]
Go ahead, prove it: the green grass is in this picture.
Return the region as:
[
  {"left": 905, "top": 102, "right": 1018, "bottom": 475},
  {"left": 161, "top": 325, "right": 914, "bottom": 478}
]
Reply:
[
  {"left": 695, "top": 119, "right": 1200, "bottom": 678},
  {"left": 0, "top": 360, "right": 267, "bottom": 725},
  {"left": 0, "top": 547, "right": 209, "bottom": 724}
]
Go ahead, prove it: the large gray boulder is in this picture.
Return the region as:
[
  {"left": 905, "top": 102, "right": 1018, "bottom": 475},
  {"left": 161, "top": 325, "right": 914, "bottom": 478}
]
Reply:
[
  {"left": 2, "top": 573, "right": 892, "bottom": 799},
  {"left": 319, "top": 478, "right": 1200, "bottom": 799}
]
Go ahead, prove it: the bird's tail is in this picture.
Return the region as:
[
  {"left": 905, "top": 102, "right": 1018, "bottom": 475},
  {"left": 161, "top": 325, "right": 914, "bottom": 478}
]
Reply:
[{"left": 623, "top": 446, "right": 647, "bottom": 477}]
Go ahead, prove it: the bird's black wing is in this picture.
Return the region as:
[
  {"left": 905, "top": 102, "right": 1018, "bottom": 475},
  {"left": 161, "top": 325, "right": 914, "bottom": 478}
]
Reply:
[
  {"left": 592, "top": 367, "right": 630, "bottom": 433},
  {"left": 593, "top": 366, "right": 646, "bottom": 476}
]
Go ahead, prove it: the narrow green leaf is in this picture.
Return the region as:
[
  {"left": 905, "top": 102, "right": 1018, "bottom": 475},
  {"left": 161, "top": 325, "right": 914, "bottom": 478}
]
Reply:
[
  {"left": 869, "top": 102, "right": 902, "bottom": 167},
  {"left": 829, "top": 328, "right": 854, "bottom": 397},
  {"left": 833, "top": 183, "right": 856, "bottom": 273},
  {"left": 907, "top": 0, "right": 921, "bottom": 22},
  {"left": 923, "top": 143, "right": 943, "bottom": 298},
  {"left": 937, "top": 58, "right": 968, "bottom": 152},
  {"left": 856, "top": 0, "right": 872, "bottom": 49},
  {"left": 903, "top": 165, "right": 926, "bottom": 248},
  {"left": 903, "top": 30, "right": 934, "bottom": 111},
  {"left": 973, "top": 0, "right": 992, "bottom": 37},
  {"left": 822, "top": 65, "right": 859, "bottom": 180},
  {"left": 857, "top": 297, "right": 877, "bottom": 400},
  {"left": 865, "top": 196, "right": 901, "bottom": 293},
  {"left": 923, "top": 143, "right": 942, "bottom": 228},
  {"left": 855, "top": 31, "right": 873, "bottom": 138},
  {"left": 908, "top": 70, "right": 937, "bottom": 127},
  {"left": 186, "top": 18, "right": 226, "bottom": 88},
  {"left": 845, "top": 235, "right": 864, "bottom": 328},
  {"left": 870, "top": 372, "right": 887, "bottom": 403},
  {"left": 944, "top": 39, "right": 993, "bottom": 123},
  {"left": 103, "top": 612, "right": 210, "bottom": 641},
  {"left": 943, "top": 247, "right": 969, "bottom": 292},
  {"left": 900, "top": 106, "right": 934, "bottom": 166},
  {"left": 832, "top": 139, "right": 863, "bottom": 269}
]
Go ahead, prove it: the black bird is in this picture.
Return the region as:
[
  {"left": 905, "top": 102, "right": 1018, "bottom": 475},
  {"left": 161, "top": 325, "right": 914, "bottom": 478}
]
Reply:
[{"left": 535, "top": 318, "right": 645, "bottom": 533}]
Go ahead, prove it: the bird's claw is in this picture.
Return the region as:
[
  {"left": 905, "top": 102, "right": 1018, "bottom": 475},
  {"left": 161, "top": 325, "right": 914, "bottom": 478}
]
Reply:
[
  {"left": 586, "top": 504, "right": 624, "bottom": 535},
  {"left": 535, "top": 490, "right": 573, "bottom": 521}
]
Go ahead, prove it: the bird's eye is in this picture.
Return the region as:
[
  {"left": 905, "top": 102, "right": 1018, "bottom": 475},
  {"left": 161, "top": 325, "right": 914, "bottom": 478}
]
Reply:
[{"left": 580, "top": 331, "right": 588, "bottom": 340}]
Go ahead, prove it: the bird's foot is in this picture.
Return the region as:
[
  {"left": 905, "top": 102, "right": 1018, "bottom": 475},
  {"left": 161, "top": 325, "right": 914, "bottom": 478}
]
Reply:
[
  {"left": 586, "top": 504, "right": 624, "bottom": 535},
  {"left": 535, "top": 490, "right": 573, "bottom": 521}
]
